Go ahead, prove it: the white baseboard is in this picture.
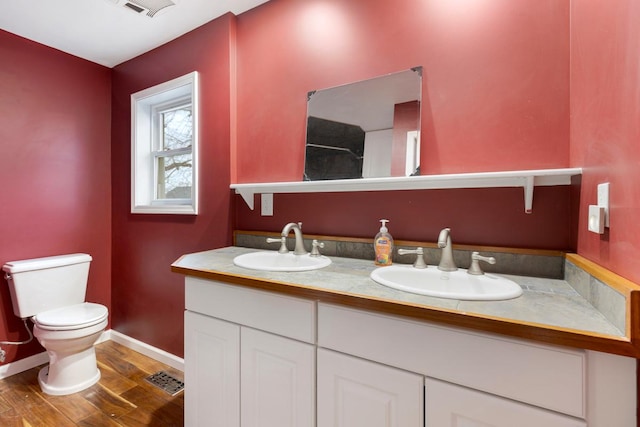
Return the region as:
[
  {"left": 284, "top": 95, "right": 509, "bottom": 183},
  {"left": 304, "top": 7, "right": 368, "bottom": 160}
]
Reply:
[
  {"left": 0, "top": 329, "right": 183, "bottom": 380},
  {"left": 0, "top": 351, "right": 48, "bottom": 380},
  {"left": 108, "top": 329, "right": 184, "bottom": 372}
]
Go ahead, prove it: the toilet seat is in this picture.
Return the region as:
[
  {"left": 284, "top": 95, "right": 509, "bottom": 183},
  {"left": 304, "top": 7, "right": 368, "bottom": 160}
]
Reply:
[{"left": 34, "top": 302, "right": 108, "bottom": 331}]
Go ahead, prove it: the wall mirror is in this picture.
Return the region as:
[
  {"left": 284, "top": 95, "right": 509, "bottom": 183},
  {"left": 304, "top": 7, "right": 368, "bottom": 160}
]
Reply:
[{"left": 304, "top": 67, "right": 422, "bottom": 181}]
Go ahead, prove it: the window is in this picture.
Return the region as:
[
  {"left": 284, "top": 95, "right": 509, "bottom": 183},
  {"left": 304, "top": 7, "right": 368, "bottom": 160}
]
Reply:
[{"left": 131, "top": 72, "right": 198, "bottom": 214}]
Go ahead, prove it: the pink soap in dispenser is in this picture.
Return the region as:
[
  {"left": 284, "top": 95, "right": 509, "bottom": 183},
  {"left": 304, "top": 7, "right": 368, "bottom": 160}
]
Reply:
[{"left": 374, "top": 219, "right": 394, "bottom": 266}]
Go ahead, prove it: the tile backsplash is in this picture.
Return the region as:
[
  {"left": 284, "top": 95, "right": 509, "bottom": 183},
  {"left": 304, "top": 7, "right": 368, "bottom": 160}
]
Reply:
[
  {"left": 234, "top": 231, "right": 564, "bottom": 279},
  {"left": 564, "top": 259, "right": 626, "bottom": 334}
]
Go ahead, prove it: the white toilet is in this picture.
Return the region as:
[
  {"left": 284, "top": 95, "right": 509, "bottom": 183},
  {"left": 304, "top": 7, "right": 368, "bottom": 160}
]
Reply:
[{"left": 2, "top": 253, "right": 108, "bottom": 396}]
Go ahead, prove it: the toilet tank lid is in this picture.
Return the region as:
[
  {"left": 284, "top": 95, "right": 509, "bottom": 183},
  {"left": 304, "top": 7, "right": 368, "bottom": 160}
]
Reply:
[{"left": 2, "top": 253, "right": 92, "bottom": 274}]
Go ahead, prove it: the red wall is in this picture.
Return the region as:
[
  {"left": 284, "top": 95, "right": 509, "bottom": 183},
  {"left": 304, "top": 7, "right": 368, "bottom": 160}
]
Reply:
[
  {"left": 5, "top": 0, "right": 637, "bottom": 365},
  {"left": 0, "top": 30, "right": 112, "bottom": 363},
  {"left": 106, "top": 0, "right": 575, "bottom": 360},
  {"left": 102, "top": 0, "right": 640, "bottom": 363},
  {"left": 110, "top": 14, "right": 236, "bottom": 356},
  {"left": 233, "top": 0, "right": 574, "bottom": 248},
  {"left": 236, "top": 0, "right": 569, "bottom": 182},
  {"left": 570, "top": 1, "right": 640, "bottom": 284}
]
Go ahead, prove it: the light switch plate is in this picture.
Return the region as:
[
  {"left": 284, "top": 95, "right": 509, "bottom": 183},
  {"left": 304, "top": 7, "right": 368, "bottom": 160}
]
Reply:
[{"left": 597, "top": 182, "right": 610, "bottom": 227}]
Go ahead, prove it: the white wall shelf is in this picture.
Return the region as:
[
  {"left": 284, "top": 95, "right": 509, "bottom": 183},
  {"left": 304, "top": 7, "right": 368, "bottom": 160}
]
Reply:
[{"left": 231, "top": 168, "right": 582, "bottom": 214}]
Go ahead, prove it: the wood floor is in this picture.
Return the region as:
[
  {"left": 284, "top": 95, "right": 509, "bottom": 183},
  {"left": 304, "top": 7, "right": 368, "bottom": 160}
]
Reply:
[{"left": 0, "top": 341, "right": 184, "bottom": 426}]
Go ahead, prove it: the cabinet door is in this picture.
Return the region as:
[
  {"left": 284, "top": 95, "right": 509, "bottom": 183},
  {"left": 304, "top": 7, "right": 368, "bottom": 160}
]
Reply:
[
  {"left": 425, "top": 378, "right": 586, "bottom": 427},
  {"left": 241, "top": 327, "right": 315, "bottom": 427},
  {"left": 317, "top": 348, "right": 424, "bottom": 427},
  {"left": 184, "top": 311, "right": 240, "bottom": 427}
]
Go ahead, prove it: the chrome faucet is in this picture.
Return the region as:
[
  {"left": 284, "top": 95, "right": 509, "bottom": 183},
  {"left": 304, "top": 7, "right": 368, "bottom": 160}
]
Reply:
[
  {"left": 281, "top": 222, "right": 308, "bottom": 255},
  {"left": 437, "top": 228, "right": 457, "bottom": 271}
]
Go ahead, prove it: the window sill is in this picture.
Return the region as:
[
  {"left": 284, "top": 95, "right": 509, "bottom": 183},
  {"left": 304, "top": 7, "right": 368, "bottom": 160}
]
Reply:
[{"left": 131, "top": 204, "right": 197, "bottom": 215}]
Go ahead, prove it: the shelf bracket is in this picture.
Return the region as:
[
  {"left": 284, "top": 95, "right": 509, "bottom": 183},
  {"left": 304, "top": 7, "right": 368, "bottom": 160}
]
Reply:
[
  {"left": 236, "top": 188, "right": 255, "bottom": 210},
  {"left": 523, "top": 175, "right": 535, "bottom": 214}
]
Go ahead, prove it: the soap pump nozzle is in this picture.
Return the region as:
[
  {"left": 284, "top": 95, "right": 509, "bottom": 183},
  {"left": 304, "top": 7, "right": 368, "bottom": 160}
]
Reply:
[{"left": 379, "top": 219, "right": 389, "bottom": 232}]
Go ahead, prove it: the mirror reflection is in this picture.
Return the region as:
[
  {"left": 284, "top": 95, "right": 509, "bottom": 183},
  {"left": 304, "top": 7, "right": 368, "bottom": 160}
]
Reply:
[{"left": 304, "top": 67, "right": 422, "bottom": 181}]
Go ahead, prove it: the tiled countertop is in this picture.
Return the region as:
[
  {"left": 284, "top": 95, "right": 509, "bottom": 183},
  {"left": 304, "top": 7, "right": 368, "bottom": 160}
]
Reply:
[{"left": 172, "top": 246, "right": 637, "bottom": 357}]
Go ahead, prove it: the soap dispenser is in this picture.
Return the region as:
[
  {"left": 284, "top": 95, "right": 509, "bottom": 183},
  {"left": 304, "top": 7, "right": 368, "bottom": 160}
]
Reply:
[{"left": 374, "top": 219, "right": 394, "bottom": 266}]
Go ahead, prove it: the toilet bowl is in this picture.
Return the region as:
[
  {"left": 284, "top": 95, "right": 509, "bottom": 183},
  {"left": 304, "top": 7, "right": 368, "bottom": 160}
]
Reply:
[
  {"left": 32, "top": 302, "right": 108, "bottom": 395},
  {"left": 2, "top": 254, "right": 109, "bottom": 396}
]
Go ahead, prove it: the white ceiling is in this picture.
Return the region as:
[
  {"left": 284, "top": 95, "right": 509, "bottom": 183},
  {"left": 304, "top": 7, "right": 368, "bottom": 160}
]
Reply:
[{"left": 0, "top": 0, "right": 270, "bottom": 68}]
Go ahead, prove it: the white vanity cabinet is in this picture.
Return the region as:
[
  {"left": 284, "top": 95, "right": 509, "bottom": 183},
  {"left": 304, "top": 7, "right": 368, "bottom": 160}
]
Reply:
[
  {"left": 317, "top": 302, "right": 637, "bottom": 427},
  {"left": 183, "top": 276, "right": 637, "bottom": 427},
  {"left": 184, "top": 277, "right": 316, "bottom": 427}
]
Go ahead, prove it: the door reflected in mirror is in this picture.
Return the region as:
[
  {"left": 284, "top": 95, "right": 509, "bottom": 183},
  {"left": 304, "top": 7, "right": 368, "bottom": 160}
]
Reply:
[{"left": 304, "top": 67, "right": 422, "bottom": 181}]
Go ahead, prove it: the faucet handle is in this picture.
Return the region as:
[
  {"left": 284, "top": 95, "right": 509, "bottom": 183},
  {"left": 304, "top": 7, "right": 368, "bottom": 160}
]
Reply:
[
  {"left": 266, "top": 237, "right": 288, "bottom": 254},
  {"left": 310, "top": 240, "right": 325, "bottom": 257},
  {"left": 467, "top": 251, "right": 496, "bottom": 275},
  {"left": 397, "top": 247, "right": 427, "bottom": 269}
]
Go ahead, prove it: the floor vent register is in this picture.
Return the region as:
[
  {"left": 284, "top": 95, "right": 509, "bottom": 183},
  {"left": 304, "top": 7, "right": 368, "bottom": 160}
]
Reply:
[{"left": 145, "top": 371, "right": 185, "bottom": 396}]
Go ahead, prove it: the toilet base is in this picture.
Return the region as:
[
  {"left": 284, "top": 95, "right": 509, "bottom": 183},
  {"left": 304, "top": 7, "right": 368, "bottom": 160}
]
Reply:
[
  {"left": 33, "top": 316, "right": 108, "bottom": 396},
  {"left": 38, "top": 346, "right": 101, "bottom": 396},
  {"left": 38, "top": 364, "right": 101, "bottom": 396}
]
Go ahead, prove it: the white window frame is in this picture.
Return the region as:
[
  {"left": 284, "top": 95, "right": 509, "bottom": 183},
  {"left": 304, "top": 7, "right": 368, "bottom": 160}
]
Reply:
[{"left": 131, "top": 72, "right": 198, "bottom": 214}]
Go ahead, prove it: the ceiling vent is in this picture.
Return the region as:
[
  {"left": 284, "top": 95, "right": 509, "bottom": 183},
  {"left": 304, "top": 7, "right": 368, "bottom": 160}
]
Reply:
[{"left": 106, "top": 0, "right": 178, "bottom": 17}]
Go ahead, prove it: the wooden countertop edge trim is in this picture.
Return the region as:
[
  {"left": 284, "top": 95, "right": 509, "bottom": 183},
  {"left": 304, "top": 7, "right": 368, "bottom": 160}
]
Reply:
[
  {"left": 564, "top": 253, "right": 640, "bottom": 296},
  {"left": 233, "top": 230, "right": 565, "bottom": 257},
  {"left": 171, "top": 264, "right": 639, "bottom": 358},
  {"left": 565, "top": 253, "right": 640, "bottom": 343}
]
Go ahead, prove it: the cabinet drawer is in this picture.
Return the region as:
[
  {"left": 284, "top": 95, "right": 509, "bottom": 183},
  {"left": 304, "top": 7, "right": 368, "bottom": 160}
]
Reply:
[
  {"left": 186, "top": 277, "right": 316, "bottom": 343},
  {"left": 425, "top": 378, "right": 586, "bottom": 427},
  {"left": 318, "top": 303, "right": 585, "bottom": 418}
]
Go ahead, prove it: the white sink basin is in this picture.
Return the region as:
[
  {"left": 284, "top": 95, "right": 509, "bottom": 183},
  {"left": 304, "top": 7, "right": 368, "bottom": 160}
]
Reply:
[
  {"left": 233, "top": 251, "right": 331, "bottom": 272},
  {"left": 370, "top": 265, "right": 522, "bottom": 301}
]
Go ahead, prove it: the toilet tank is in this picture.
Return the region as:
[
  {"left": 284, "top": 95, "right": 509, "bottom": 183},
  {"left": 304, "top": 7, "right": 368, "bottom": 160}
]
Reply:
[{"left": 2, "top": 253, "right": 92, "bottom": 318}]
